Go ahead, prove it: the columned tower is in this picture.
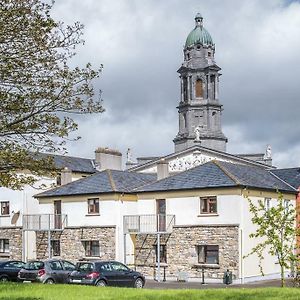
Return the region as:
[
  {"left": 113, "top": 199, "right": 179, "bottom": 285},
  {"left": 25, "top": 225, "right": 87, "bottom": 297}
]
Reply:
[{"left": 173, "top": 13, "right": 228, "bottom": 152}]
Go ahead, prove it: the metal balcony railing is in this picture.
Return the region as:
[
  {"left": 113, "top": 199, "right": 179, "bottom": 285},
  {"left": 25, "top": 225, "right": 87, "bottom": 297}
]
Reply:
[
  {"left": 123, "top": 214, "right": 175, "bottom": 234},
  {"left": 22, "top": 214, "right": 68, "bottom": 231}
]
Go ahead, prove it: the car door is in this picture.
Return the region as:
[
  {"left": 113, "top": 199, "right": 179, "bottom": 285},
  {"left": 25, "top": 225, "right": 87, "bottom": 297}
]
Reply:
[
  {"left": 109, "top": 262, "right": 133, "bottom": 287},
  {"left": 3, "top": 261, "right": 25, "bottom": 281},
  {"left": 98, "top": 262, "right": 117, "bottom": 285},
  {"left": 48, "top": 261, "right": 65, "bottom": 283},
  {"left": 60, "top": 260, "right": 76, "bottom": 283}
]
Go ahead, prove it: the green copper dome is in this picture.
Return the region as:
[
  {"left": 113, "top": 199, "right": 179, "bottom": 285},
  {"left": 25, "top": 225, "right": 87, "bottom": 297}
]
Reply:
[{"left": 185, "top": 14, "right": 214, "bottom": 48}]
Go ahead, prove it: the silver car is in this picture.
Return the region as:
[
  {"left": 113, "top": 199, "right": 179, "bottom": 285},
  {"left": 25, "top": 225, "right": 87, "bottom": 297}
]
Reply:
[{"left": 18, "top": 259, "right": 76, "bottom": 284}]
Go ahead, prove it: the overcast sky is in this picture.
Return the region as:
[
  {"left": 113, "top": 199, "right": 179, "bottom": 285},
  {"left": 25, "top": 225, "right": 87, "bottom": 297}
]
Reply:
[{"left": 51, "top": 0, "right": 300, "bottom": 168}]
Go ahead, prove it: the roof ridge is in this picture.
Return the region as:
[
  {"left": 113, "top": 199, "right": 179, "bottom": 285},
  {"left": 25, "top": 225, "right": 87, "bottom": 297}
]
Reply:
[
  {"left": 269, "top": 171, "right": 297, "bottom": 191},
  {"left": 106, "top": 170, "right": 116, "bottom": 192},
  {"left": 212, "top": 160, "right": 242, "bottom": 185}
]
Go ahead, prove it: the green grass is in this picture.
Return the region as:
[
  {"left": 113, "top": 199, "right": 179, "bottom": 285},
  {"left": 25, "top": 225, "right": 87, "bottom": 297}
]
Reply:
[{"left": 0, "top": 284, "right": 300, "bottom": 300}]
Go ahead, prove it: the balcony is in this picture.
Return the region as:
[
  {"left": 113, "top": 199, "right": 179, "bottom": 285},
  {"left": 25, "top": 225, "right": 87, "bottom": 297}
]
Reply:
[
  {"left": 123, "top": 214, "right": 175, "bottom": 234},
  {"left": 23, "top": 214, "right": 68, "bottom": 231}
]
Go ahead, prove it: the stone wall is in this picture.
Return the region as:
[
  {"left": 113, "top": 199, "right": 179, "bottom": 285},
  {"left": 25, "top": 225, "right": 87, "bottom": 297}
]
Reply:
[
  {"left": 0, "top": 227, "right": 22, "bottom": 260},
  {"left": 135, "top": 225, "right": 239, "bottom": 281},
  {"left": 36, "top": 226, "right": 116, "bottom": 263}
]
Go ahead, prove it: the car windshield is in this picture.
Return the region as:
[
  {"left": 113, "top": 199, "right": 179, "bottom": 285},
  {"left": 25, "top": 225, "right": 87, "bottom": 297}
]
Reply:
[
  {"left": 76, "top": 262, "right": 94, "bottom": 272},
  {"left": 24, "top": 261, "right": 44, "bottom": 270}
]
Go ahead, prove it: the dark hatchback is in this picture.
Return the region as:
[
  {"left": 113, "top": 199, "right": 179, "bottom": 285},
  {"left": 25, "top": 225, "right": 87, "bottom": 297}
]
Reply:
[
  {"left": 18, "top": 259, "right": 76, "bottom": 284},
  {"left": 69, "top": 261, "right": 145, "bottom": 288},
  {"left": 0, "top": 260, "right": 25, "bottom": 282}
]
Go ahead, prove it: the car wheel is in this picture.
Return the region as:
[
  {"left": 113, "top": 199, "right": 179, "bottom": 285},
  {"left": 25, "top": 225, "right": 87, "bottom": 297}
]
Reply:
[
  {"left": 95, "top": 279, "right": 106, "bottom": 287},
  {"left": 0, "top": 276, "right": 9, "bottom": 283},
  {"left": 134, "top": 278, "right": 144, "bottom": 289},
  {"left": 45, "top": 278, "right": 55, "bottom": 284}
]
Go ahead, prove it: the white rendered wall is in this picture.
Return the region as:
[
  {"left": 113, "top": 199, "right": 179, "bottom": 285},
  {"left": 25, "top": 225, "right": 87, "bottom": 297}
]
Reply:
[{"left": 240, "top": 196, "right": 292, "bottom": 281}]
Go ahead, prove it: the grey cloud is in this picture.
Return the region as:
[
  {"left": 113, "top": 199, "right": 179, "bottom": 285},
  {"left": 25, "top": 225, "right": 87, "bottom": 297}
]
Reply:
[{"left": 51, "top": 0, "right": 300, "bottom": 167}]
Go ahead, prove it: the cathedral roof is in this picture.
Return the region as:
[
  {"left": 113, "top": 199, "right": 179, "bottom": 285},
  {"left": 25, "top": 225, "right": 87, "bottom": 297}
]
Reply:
[{"left": 185, "top": 14, "right": 214, "bottom": 48}]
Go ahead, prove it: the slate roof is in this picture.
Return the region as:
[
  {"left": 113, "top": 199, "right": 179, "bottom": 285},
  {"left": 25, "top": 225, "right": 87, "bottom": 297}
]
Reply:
[
  {"left": 35, "top": 170, "right": 156, "bottom": 198},
  {"left": 134, "top": 161, "right": 296, "bottom": 193},
  {"left": 271, "top": 168, "right": 300, "bottom": 189},
  {"left": 37, "top": 153, "right": 96, "bottom": 174}
]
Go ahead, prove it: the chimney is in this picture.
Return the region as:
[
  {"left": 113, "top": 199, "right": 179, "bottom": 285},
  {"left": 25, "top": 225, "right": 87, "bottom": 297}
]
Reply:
[
  {"left": 61, "top": 167, "right": 72, "bottom": 185},
  {"left": 95, "top": 147, "right": 122, "bottom": 171},
  {"left": 157, "top": 159, "right": 169, "bottom": 180}
]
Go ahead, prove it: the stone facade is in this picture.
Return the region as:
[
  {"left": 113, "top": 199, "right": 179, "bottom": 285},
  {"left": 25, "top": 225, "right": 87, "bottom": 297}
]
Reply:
[
  {"left": 135, "top": 225, "right": 239, "bottom": 281},
  {"left": 0, "top": 227, "right": 22, "bottom": 260},
  {"left": 36, "top": 226, "right": 116, "bottom": 263}
]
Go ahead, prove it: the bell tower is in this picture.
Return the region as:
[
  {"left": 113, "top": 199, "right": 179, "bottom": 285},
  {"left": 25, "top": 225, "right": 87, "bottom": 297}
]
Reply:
[{"left": 173, "top": 13, "right": 228, "bottom": 152}]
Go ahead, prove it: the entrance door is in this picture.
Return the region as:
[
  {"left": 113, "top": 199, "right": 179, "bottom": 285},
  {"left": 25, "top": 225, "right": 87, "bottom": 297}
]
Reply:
[
  {"left": 54, "top": 200, "right": 62, "bottom": 229},
  {"left": 156, "top": 199, "right": 166, "bottom": 232}
]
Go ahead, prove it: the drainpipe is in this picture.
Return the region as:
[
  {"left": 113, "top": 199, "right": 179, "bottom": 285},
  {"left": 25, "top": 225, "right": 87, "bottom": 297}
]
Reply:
[{"left": 157, "top": 232, "right": 161, "bottom": 282}]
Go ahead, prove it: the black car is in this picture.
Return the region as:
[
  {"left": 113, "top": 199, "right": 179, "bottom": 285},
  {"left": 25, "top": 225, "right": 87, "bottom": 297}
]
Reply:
[
  {"left": 0, "top": 260, "right": 25, "bottom": 282},
  {"left": 18, "top": 259, "right": 76, "bottom": 284},
  {"left": 69, "top": 261, "right": 145, "bottom": 288}
]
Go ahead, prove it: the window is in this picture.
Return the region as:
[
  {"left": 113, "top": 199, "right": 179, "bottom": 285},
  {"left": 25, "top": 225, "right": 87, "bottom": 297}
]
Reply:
[
  {"left": 1, "top": 202, "right": 9, "bottom": 215},
  {"left": 200, "top": 197, "right": 217, "bottom": 214},
  {"left": 77, "top": 262, "right": 94, "bottom": 272},
  {"left": 264, "top": 198, "right": 271, "bottom": 211},
  {"left": 183, "top": 77, "right": 188, "bottom": 101},
  {"left": 284, "top": 200, "right": 290, "bottom": 213},
  {"left": 110, "top": 262, "right": 129, "bottom": 272},
  {"left": 56, "top": 174, "right": 61, "bottom": 186},
  {"left": 88, "top": 198, "right": 99, "bottom": 214},
  {"left": 0, "top": 239, "right": 9, "bottom": 253},
  {"left": 51, "top": 240, "right": 61, "bottom": 256},
  {"left": 155, "top": 244, "right": 167, "bottom": 263},
  {"left": 61, "top": 260, "right": 76, "bottom": 271},
  {"left": 4, "top": 261, "right": 25, "bottom": 269},
  {"left": 49, "top": 261, "right": 63, "bottom": 271},
  {"left": 207, "top": 52, "right": 211, "bottom": 57},
  {"left": 197, "top": 245, "right": 219, "bottom": 264},
  {"left": 83, "top": 241, "right": 100, "bottom": 257},
  {"left": 195, "top": 79, "right": 203, "bottom": 98}
]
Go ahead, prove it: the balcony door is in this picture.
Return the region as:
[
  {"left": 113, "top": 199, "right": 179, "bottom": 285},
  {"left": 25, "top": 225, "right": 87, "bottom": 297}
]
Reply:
[
  {"left": 54, "top": 200, "right": 62, "bottom": 229},
  {"left": 156, "top": 199, "right": 166, "bottom": 232}
]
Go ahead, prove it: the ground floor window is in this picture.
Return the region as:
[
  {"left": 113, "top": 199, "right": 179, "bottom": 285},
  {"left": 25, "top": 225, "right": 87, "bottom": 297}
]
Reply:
[
  {"left": 83, "top": 240, "right": 100, "bottom": 257},
  {"left": 197, "top": 245, "right": 219, "bottom": 264},
  {"left": 0, "top": 239, "right": 9, "bottom": 253},
  {"left": 154, "top": 244, "right": 167, "bottom": 263},
  {"left": 51, "top": 240, "right": 61, "bottom": 257}
]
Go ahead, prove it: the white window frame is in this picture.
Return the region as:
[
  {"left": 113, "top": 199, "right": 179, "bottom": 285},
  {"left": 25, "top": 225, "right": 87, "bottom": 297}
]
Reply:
[{"left": 0, "top": 239, "right": 9, "bottom": 253}]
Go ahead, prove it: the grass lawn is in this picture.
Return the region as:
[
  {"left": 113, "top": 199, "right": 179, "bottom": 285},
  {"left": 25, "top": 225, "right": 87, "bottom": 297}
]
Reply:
[{"left": 0, "top": 283, "right": 300, "bottom": 300}]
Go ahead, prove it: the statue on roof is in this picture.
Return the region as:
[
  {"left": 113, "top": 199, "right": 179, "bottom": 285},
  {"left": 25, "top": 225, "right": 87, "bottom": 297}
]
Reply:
[{"left": 265, "top": 145, "right": 272, "bottom": 159}]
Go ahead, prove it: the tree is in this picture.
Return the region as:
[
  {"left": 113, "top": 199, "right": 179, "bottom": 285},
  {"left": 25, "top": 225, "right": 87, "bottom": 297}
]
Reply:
[
  {"left": 245, "top": 192, "right": 299, "bottom": 287},
  {"left": 0, "top": 0, "right": 104, "bottom": 189}
]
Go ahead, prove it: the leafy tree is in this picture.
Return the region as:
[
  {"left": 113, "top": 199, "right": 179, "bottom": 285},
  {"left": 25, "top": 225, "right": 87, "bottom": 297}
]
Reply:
[
  {"left": 245, "top": 192, "right": 299, "bottom": 287},
  {"left": 0, "top": 0, "right": 104, "bottom": 189}
]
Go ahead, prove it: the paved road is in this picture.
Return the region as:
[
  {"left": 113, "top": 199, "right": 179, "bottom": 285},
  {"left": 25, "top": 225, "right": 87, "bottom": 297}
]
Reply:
[{"left": 144, "top": 279, "right": 294, "bottom": 289}]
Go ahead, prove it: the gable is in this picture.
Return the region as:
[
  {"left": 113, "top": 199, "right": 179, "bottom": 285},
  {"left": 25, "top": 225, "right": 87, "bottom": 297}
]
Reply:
[{"left": 131, "top": 146, "right": 273, "bottom": 174}]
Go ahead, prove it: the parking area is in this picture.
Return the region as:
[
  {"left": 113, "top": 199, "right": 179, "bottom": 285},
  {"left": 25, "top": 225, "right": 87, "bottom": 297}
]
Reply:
[{"left": 144, "top": 279, "right": 294, "bottom": 289}]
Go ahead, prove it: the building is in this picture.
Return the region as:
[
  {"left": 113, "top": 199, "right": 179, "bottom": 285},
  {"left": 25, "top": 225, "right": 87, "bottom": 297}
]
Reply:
[{"left": 0, "top": 13, "right": 298, "bottom": 283}]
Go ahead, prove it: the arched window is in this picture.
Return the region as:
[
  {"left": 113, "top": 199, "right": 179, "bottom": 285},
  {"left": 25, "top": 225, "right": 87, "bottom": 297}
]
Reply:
[{"left": 195, "top": 79, "right": 203, "bottom": 98}]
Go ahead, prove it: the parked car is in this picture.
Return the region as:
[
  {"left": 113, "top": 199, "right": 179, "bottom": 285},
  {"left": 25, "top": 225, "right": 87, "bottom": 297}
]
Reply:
[
  {"left": 18, "top": 259, "right": 76, "bottom": 284},
  {"left": 0, "top": 260, "right": 25, "bottom": 282},
  {"left": 69, "top": 260, "right": 145, "bottom": 288}
]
